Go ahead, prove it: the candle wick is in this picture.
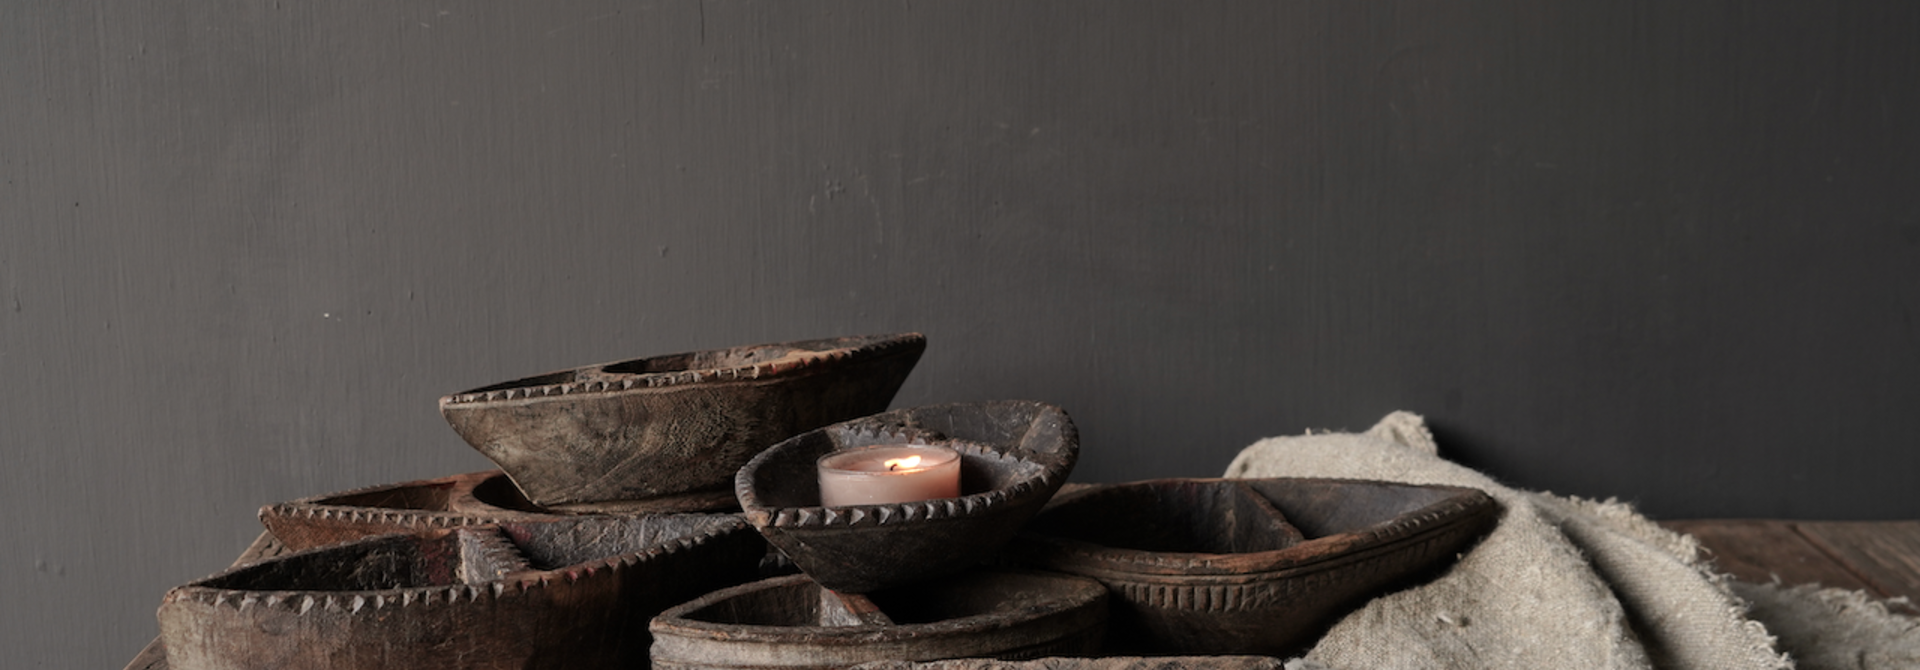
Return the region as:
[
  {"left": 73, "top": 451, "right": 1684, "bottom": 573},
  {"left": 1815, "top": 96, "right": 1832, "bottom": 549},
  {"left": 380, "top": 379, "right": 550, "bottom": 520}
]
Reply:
[{"left": 889, "top": 463, "right": 900, "bottom": 471}]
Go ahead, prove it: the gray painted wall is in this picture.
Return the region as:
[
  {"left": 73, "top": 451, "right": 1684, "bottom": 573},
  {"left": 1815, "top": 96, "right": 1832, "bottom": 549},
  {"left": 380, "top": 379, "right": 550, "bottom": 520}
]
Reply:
[{"left": 5, "top": 1, "right": 1917, "bottom": 666}]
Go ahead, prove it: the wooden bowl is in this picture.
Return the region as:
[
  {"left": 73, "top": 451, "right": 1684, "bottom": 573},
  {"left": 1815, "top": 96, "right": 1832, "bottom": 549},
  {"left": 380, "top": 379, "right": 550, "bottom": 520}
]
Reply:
[
  {"left": 735, "top": 401, "right": 1079, "bottom": 593},
  {"left": 648, "top": 569, "right": 1108, "bottom": 670},
  {"left": 158, "top": 514, "right": 766, "bottom": 670},
  {"left": 259, "top": 470, "right": 739, "bottom": 552},
  {"left": 1009, "top": 478, "right": 1500, "bottom": 656},
  {"left": 439, "top": 333, "right": 927, "bottom": 509}
]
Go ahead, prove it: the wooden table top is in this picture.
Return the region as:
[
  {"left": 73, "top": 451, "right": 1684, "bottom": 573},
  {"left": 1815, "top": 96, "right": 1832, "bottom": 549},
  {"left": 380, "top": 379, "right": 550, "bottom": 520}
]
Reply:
[
  {"left": 1658, "top": 518, "right": 1920, "bottom": 616},
  {"left": 126, "top": 519, "right": 1920, "bottom": 669}
]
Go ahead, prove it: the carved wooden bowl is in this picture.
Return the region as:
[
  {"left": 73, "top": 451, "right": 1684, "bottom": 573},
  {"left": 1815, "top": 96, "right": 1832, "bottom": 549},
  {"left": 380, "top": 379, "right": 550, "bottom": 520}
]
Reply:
[
  {"left": 648, "top": 569, "right": 1108, "bottom": 670},
  {"left": 1009, "top": 478, "right": 1500, "bottom": 656},
  {"left": 157, "top": 514, "right": 766, "bottom": 670},
  {"left": 259, "top": 470, "right": 739, "bottom": 552},
  {"left": 735, "top": 401, "right": 1079, "bottom": 593},
  {"left": 439, "top": 333, "right": 927, "bottom": 509}
]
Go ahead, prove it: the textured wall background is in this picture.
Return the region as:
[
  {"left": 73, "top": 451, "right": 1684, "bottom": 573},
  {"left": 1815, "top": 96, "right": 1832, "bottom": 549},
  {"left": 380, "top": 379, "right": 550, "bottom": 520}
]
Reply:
[{"left": 4, "top": 1, "right": 1918, "bottom": 666}]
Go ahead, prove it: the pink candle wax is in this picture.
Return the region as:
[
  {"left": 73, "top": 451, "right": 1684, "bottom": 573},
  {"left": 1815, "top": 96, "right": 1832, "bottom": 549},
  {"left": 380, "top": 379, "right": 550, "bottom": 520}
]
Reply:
[{"left": 817, "top": 445, "right": 962, "bottom": 507}]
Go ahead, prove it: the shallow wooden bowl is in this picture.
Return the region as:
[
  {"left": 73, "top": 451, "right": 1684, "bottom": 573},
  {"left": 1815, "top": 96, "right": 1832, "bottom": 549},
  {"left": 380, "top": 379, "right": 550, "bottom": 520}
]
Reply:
[
  {"left": 1009, "top": 478, "right": 1500, "bottom": 656},
  {"left": 158, "top": 514, "right": 766, "bottom": 670},
  {"left": 440, "top": 333, "right": 927, "bottom": 509},
  {"left": 649, "top": 569, "right": 1108, "bottom": 670},
  {"left": 735, "top": 401, "right": 1079, "bottom": 593},
  {"left": 259, "top": 470, "right": 739, "bottom": 552}
]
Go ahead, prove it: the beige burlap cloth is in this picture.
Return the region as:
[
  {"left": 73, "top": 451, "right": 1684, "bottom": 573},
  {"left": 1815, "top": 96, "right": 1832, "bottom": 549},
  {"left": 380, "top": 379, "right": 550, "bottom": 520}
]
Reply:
[{"left": 1224, "top": 412, "right": 1920, "bottom": 670}]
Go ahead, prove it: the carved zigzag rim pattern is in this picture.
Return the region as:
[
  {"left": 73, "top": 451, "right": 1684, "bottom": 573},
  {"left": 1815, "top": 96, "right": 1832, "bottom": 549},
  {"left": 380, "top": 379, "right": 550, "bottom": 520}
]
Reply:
[
  {"left": 440, "top": 334, "right": 924, "bottom": 405},
  {"left": 165, "top": 517, "right": 749, "bottom": 616},
  {"left": 262, "top": 503, "right": 513, "bottom": 531},
  {"left": 1103, "top": 532, "right": 1465, "bottom": 614},
  {"left": 748, "top": 434, "right": 1067, "bottom": 529}
]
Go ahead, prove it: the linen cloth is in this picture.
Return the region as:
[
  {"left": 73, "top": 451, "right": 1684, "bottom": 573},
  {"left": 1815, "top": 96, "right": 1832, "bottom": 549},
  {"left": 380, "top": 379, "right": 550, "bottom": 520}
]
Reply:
[{"left": 1225, "top": 412, "right": 1920, "bottom": 670}]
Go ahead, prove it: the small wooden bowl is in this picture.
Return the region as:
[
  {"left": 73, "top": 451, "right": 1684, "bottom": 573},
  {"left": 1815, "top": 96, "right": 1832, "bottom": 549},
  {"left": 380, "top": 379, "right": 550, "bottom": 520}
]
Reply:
[
  {"left": 648, "top": 569, "right": 1108, "bottom": 670},
  {"left": 440, "top": 333, "right": 927, "bottom": 509},
  {"left": 259, "top": 470, "right": 739, "bottom": 552},
  {"left": 158, "top": 514, "right": 766, "bottom": 670},
  {"left": 1009, "top": 478, "right": 1500, "bottom": 656},
  {"left": 735, "top": 401, "right": 1078, "bottom": 593}
]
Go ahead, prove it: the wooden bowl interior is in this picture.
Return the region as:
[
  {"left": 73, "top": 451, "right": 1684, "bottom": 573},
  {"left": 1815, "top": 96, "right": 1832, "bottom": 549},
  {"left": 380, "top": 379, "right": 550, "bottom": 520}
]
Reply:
[
  {"left": 601, "top": 344, "right": 796, "bottom": 375},
  {"left": 307, "top": 473, "right": 542, "bottom": 514},
  {"left": 465, "top": 473, "right": 543, "bottom": 512},
  {"left": 677, "top": 571, "right": 1089, "bottom": 628},
  {"left": 1030, "top": 480, "right": 1466, "bottom": 555},
  {"left": 495, "top": 515, "right": 743, "bottom": 570},
  {"left": 746, "top": 432, "right": 1043, "bottom": 509},
  {"left": 196, "top": 532, "right": 475, "bottom": 591},
  {"left": 1241, "top": 479, "right": 1468, "bottom": 538},
  {"left": 1028, "top": 481, "right": 1302, "bottom": 554},
  {"left": 449, "top": 334, "right": 915, "bottom": 395},
  {"left": 460, "top": 368, "right": 590, "bottom": 394},
  {"left": 203, "top": 516, "right": 744, "bottom": 593},
  {"left": 868, "top": 570, "right": 1092, "bottom": 625},
  {"left": 313, "top": 480, "right": 459, "bottom": 512}
]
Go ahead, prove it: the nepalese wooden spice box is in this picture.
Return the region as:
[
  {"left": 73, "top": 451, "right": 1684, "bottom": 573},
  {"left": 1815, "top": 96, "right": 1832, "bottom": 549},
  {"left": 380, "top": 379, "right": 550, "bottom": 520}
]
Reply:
[
  {"left": 648, "top": 569, "right": 1109, "bottom": 670},
  {"left": 258, "top": 470, "right": 739, "bottom": 553},
  {"left": 736, "top": 400, "right": 1079, "bottom": 593},
  {"left": 439, "top": 333, "right": 927, "bottom": 509},
  {"left": 1008, "top": 478, "right": 1501, "bottom": 656},
  {"left": 157, "top": 514, "right": 766, "bottom": 670}
]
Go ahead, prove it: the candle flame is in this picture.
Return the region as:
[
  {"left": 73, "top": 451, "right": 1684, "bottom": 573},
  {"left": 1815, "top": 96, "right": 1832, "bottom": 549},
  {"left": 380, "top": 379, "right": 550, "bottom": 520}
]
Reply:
[{"left": 884, "top": 455, "right": 922, "bottom": 471}]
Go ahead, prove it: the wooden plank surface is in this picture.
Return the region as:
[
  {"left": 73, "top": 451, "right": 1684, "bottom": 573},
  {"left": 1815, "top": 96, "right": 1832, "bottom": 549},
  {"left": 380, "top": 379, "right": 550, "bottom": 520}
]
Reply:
[
  {"left": 1661, "top": 519, "right": 1920, "bottom": 617},
  {"left": 1793, "top": 521, "right": 1920, "bottom": 604},
  {"left": 1659, "top": 519, "right": 1880, "bottom": 592}
]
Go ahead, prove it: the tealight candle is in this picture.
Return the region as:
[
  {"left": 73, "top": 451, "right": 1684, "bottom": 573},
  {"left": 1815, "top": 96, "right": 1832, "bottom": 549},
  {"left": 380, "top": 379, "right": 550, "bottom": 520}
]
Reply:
[{"left": 817, "top": 445, "right": 963, "bottom": 507}]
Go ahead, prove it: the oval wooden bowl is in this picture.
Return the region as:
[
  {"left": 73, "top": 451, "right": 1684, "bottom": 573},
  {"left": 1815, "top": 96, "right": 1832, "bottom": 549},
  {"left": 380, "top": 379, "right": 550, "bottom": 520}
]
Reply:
[
  {"left": 259, "top": 470, "right": 739, "bottom": 552},
  {"left": 439, "top": 333, "right": 927, "bottom": 509},
  {"left": 1009, "top": 478, "right": 1500, "bottom": 656},
  {"left": 735, "top": 401, "right": 1079, "bottom": 593},
  {"left": 158, "top": 514, "right": 767, "bottom": 670},
  {"left": 648, "top": 569, "right": 1108, "bottom": 670}
]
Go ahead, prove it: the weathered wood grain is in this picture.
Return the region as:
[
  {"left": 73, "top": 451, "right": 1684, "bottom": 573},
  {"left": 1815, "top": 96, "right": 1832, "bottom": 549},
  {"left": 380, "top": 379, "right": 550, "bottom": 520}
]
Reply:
[
  {"left": 1793, "top": 521, "right": 1920, "bottom": 604},
  {"left": 1012, "top": 479, "right": 1500, "bottom": 656},
  {"left": 1659, "top": 519, "right": 1878, "bottom": 593},
  {"left": 122, "top": 531, "right": 289, "bottom": 670}
]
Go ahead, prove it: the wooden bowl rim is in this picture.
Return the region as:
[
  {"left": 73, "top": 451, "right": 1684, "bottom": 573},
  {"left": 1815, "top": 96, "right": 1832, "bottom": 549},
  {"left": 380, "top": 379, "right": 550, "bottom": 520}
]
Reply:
[
  {"left": 649, "top": 569, "right": 1108, "bottom": 640},
  {"left": 735, "top": 401, "right": 1076, "bottom": 530},
  {"left": 1018, "top": 477, "right": 1499, "bottom": 577},
  {"left": 438, "top": 332, "right": 925, "bottom": 406},
  {"left": 162, "top": 515, "right": 750, "bottom": 616}
]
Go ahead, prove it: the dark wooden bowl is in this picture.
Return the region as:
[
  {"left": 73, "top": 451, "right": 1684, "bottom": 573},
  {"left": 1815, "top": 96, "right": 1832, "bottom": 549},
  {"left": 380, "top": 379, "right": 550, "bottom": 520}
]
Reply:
[
  {"left": 259, "top": 470, "right": 739, "bottom": 552},
  {"left": 1009, "top": 478, "right": 1501, "bottom": 656},
  {"left": 157, "top": 514, "right": 766, "bottom": 670},
  {"left": 439, "top": 333, "right": 927, "bottom": 509},
  {"left": 648, "top": 569, "right": 1108, "bottom": 670},
  {"left": 735, "top": 401, "right": 1079, "bottom": 593}
]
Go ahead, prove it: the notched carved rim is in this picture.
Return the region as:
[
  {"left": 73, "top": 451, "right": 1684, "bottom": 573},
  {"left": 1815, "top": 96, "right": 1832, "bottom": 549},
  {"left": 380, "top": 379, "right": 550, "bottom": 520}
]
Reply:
[
  {"left": 753, "top": 438, "right": 1056, "bottom": 529},
  {"left": 735, "top": 404, "right": 1077, "bottom": 531},
  {"left": 257, "top": 470, "right": 550, "bottom": 537},
  {"left": 163, "top": 516, "right": 749, "bottom": 617},
  {"left": 439, "top": 333, "right": 924, "bottom": 406}
]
